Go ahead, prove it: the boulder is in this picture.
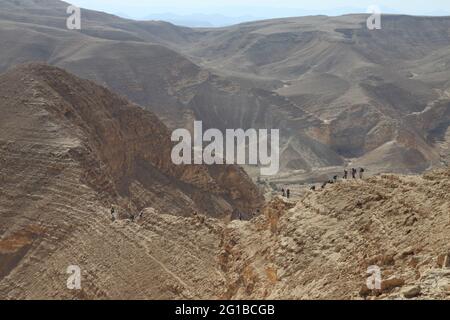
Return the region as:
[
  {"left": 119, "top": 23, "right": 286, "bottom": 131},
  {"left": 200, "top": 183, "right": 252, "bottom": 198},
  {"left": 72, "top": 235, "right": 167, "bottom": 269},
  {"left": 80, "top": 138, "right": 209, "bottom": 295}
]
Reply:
[{"left": 401, "top": 285, "right": 421, "bottom": 298}]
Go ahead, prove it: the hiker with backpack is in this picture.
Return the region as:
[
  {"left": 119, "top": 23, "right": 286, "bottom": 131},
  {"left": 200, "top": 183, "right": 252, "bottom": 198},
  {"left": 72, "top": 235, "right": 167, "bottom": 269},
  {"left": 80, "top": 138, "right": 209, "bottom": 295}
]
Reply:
[{"left": 343, "top": 169, "right": 348, "bottom": 179}]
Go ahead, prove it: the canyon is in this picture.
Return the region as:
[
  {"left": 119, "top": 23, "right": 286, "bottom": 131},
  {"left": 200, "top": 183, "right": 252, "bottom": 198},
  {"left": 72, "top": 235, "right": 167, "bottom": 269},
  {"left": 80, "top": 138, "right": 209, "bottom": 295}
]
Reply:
[{"left": 0, "top": 0, "right": 449, "bottom": 300}]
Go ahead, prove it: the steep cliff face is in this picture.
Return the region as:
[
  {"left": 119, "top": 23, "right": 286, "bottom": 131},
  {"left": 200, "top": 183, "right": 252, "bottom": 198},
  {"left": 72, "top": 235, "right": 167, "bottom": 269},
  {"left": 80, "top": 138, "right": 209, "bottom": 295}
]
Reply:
[
  {"left": 0, "top": 65, "right": 448, "bottom": 299},
  {"left": 0, "top": 63, "right": 263, "bottom": 299},
  {"left": 0, "top": 63, "right": 263, "bottom": 218}
]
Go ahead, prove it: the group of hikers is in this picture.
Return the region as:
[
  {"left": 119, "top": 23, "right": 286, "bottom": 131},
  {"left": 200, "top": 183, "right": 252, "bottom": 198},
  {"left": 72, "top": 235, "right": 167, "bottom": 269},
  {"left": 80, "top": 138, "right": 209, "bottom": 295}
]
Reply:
[
  {"left": 108, "top": 167, "right": 367, "bottom": 222},
  {"left": 345, "top": 167, "right": 365, "bottom": 180},
  {"left": 281, "top": 188, "right": 291, "bottom": 199},
  {"left": 311, "top": 167, "right": 366, "bottom": 191}
]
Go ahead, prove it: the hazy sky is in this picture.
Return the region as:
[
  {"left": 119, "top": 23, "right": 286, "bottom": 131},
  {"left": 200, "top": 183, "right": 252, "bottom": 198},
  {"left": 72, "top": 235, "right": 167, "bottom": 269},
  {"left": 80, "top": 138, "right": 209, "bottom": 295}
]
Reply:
[{"left": 69, "top": 0, "right": 450, "bottom": 19}]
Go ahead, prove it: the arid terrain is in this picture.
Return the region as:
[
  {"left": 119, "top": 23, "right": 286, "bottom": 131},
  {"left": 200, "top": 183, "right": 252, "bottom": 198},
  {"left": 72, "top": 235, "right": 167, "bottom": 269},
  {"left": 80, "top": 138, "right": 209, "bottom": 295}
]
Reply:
[
  {"left": 0, "top": 63, "right": 262, "bottom": 299},
  {"left": 1, "top": 0, "right": 449, "bottom": 182},
  {"left": 0, "top": 0, "right": 449, "bottom": 300},
  {"left": 0, "top": 64, "right": 449, "bottom": 300}
]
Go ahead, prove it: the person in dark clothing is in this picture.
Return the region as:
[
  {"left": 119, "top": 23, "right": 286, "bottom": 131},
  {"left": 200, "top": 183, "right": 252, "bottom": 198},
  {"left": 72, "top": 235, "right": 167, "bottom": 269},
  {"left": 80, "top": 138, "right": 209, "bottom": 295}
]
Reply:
[
  {"left": 333, "top": 175, "right": 338, "bottom": 183},
  {"left": 343, "top": 169, "right": 348, "bottom": 179},
  {"left": 282, "top": 188, "right": 286, "bottom": 197},
  {"left": 286, "top": 189, "right": 291, "bottom": 199},
  {"left": 310, "top": 185, "right": 316, "bottom": 191},
  {"left": 110, "top": 206, "right": 116, "bottom": 222},
  {"left": 352, "top": 168, "right": 357, "bottom": 179},
  {"left": 359, "top": 168, "right": 365, "bottom": 179}
]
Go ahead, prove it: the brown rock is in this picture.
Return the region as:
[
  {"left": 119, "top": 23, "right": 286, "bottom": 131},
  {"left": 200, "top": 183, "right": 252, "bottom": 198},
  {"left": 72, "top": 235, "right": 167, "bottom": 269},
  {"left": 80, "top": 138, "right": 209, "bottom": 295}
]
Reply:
[
  {"left": 401, "top": 285, "right": 421, "bottom": 299},
  {"left": 381, "top": 276, "right": 405, "bottom": 292}
]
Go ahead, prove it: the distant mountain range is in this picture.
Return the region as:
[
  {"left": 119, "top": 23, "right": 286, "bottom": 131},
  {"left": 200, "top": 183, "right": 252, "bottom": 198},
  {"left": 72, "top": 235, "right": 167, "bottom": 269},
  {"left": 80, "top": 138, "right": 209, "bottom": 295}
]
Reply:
[
  {"left": 106, "top": 7, "right": 450, "bottom": 27},
  {"left": 0, "top": 0, "right": 449, "bottom": 181}
]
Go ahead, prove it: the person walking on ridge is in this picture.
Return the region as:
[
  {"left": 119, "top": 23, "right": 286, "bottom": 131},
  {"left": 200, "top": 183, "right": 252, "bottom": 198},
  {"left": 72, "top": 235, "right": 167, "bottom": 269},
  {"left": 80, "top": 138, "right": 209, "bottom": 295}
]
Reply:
[
  {"left": 110, "top": 206, "right": 116, "bottom": 222},
  {"left": 359, "top": 168, "right": 365, "bottom": 179}
]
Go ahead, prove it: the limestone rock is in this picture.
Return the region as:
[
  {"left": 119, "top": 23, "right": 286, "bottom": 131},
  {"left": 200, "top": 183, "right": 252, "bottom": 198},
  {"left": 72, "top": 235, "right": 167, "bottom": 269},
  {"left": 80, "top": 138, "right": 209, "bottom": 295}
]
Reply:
[
  {"left": 381, "top": 276, "right": 405, "bottom": 292},
  {"left": 401, "top": 286, "right": 421, "bottom": 299}
]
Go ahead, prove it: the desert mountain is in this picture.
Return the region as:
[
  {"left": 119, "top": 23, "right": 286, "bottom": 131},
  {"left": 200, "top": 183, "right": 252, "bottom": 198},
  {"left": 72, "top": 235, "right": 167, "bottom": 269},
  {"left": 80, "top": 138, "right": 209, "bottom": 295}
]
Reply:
[
  {"left": 1, "top": 2, "right": 449, "bottom": 180},
  {"left": 0, "top": 0, "right": 356, "bottom": 175},
  {"left": 1, "top": 2, "right": 448, "bottom": 180},
  {"left": 0, "top": 65, "right": 448, "bottom": 299},
  {"left": 1, "top": 0, "right": 449, "bottom": 301},
  {"left": 162, "top": 15, "right": 450, "bottom": 175},
  {"left": 219, "top": 166, "right": 450, "bottom": 299},
  {"left": 0, "top": 63, "right": 265, "bottom": 298}
]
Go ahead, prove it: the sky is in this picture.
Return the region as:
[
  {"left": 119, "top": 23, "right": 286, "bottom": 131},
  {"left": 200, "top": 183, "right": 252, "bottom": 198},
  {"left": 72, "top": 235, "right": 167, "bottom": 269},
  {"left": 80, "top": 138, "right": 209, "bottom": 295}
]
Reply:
[{"left": 68, "top": 0, "right": 450, "bottom": 26}]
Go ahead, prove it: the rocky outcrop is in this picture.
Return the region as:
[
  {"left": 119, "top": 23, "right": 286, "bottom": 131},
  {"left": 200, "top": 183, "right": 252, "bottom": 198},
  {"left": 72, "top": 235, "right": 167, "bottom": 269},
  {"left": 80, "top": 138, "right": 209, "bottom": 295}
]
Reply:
[{"left": 216, "top": 167, "right": 450, "bottom": 300}]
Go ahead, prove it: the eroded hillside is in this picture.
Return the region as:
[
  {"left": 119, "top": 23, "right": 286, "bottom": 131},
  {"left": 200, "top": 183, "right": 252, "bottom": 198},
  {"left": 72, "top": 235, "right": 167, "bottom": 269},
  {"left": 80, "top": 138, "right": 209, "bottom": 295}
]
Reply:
[
  {"left": 0, "top": 62, "right": 448, "bottom": 301},
  {"left": 0, "top": 64, "right": 262, "bottom": 299},
  {"left": 221, "top": 168, "right": 450, "bottom": 299},
  {"left": 4, "top": 0, "right": 450, "bottom": 178}
]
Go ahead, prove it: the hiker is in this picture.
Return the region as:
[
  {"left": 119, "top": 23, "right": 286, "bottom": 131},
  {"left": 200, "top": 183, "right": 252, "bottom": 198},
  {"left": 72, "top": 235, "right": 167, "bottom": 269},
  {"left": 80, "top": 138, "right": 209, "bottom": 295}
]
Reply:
[
  {"left": 110, "top": 206, "right": 116, "bottom": 222},
  {"left": 343, "top": 169, "right": 348, "bottom": 179},
  {"left": 359, "top": 168, "right": 365, "bottom": 179},
  {"left": 238, "top": 211, "right": 242, "bottom": 221},
  {"left": 352, "top": 168, "right": 357, "bottom": 179},
  {"left": 333, "top": 175, "right": 338, "bottom": 183},
  {"left": 282, "top": 188, "right": 286, "bottom": 197},
  {"left": 287, "top": 189, "right": 291, "bottom": 199}
]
